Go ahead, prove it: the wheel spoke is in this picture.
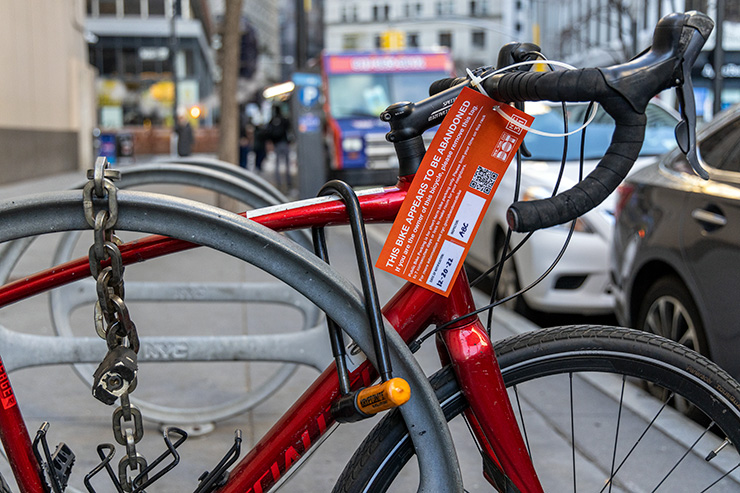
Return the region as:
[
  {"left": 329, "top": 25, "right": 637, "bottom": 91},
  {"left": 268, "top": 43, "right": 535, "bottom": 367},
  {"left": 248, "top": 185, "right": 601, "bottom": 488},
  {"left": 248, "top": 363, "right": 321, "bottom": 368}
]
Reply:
[
  {"left": 650, "top": 422, "right": 713, "bottom": 492},
  {"left": 657, "top": 299, "right": 671, "bottom": 338},
  {"left": 607, "top": 376, "right": 627, "bottom": 493},
  {"left": 570, "top": 373, "right": 577, "bottom": 492},
  {"left": 598, "top": 393, "right": 674, "bottom": 493},
  {"left": 700, "top": 462, "right": 740, "bottom": 492},
  {"left": 513, "top": 385, "right": 533, "bottom": 460},
  {"left": 670, "top": 299, "right": 685, "bottom": 343}
]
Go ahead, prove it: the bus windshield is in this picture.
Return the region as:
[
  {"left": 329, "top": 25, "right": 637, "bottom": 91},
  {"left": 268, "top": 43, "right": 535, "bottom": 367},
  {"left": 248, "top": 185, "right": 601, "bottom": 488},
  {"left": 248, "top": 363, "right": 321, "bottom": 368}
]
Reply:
[{"left": 327, "top": 71, "right": 449, "bottom": 119}]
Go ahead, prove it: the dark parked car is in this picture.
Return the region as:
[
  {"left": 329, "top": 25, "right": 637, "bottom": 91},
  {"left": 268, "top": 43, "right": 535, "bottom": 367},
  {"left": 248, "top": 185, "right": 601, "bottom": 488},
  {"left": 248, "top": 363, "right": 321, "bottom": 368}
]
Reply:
[{"left": 611, "top": 104, "right": 740, "bottom": 379}]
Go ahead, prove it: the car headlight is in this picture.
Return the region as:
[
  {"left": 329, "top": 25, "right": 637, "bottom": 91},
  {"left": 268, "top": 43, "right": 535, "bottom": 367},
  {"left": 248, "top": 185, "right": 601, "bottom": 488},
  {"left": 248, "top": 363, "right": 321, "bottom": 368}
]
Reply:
[
  {"left": 521, "top": 186, "right": 594, "bottom": 233},
  {"left": 342, "top": 137, "right": 363, "bottom": 153}
]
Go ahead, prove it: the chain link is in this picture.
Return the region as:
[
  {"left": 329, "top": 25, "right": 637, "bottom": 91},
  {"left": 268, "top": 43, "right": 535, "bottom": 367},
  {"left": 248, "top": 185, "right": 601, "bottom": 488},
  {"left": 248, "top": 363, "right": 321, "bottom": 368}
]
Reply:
[{"left": 85, "top": 157, "right": 146, "bottom": 492}]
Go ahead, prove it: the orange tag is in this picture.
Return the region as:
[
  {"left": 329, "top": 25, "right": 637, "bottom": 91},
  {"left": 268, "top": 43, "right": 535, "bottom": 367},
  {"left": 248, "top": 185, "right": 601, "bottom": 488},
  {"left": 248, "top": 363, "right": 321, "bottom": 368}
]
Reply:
[{"left": 376, "top": 87, "right": 533, "bottom": 296}]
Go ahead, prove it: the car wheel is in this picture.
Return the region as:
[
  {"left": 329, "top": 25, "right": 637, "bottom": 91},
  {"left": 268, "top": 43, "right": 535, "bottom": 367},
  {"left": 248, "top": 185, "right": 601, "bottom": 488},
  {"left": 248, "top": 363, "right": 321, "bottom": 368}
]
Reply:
[
  {"left": 636, "top": 275, "right": 710, "bottom": 418},
  {"left": 636, "top": 276, "right": 709, "bottom": 356}
]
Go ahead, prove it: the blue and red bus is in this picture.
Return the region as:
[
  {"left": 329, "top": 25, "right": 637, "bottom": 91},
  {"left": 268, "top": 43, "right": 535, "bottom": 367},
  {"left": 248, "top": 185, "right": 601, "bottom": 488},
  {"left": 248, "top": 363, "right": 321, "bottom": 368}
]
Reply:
[{"left": 322, "top": 50, "right": 454, "bottom": 185}]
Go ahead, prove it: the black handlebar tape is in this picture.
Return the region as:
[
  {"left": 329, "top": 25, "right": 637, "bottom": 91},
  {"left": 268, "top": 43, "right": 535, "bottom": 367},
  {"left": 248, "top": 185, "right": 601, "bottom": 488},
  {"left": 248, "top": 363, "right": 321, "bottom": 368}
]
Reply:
[
  {"left": 482, "top": 69, "right": 645, "bottom": 232},
  {"left": 429, "top": 77, "right": 469, "bottom": 96}
]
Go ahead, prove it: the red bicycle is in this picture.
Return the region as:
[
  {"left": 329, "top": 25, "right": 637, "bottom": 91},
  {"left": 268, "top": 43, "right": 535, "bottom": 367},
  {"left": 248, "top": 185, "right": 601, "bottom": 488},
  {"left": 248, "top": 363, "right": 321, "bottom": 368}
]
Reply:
[{"left": 1, "top": 11, "right": 737, "bottom": 493}]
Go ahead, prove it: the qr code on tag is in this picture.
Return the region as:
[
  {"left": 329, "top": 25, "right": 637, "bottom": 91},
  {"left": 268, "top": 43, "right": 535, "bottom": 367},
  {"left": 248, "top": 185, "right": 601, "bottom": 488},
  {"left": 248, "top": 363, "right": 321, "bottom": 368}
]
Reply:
[{"left": 469, "top": 166, "right": 498, "bottom": 195}]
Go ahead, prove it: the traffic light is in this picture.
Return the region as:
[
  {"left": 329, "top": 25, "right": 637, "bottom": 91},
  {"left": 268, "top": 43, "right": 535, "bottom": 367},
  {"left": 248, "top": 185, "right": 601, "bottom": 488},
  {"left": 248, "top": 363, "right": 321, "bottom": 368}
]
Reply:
[{"left": 380, "top": 30, "right": 405, "bottom": 50}]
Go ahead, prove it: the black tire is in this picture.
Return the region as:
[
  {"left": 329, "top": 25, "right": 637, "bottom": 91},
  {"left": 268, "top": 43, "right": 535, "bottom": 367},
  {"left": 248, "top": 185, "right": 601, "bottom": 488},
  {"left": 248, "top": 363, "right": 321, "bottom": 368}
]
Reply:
[
  {"left": 636, "top": 275, "right": 709, "bottom": 356},
  {"left": 333, "top": 326, "right": 740, "bottom": 492}
]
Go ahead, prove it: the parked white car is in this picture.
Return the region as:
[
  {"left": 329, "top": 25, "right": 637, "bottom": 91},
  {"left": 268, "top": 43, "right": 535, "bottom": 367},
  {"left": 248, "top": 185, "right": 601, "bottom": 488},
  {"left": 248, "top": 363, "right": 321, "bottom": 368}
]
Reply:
[{"left": 466, "top": 100, "right": 679, "bottom": 315}]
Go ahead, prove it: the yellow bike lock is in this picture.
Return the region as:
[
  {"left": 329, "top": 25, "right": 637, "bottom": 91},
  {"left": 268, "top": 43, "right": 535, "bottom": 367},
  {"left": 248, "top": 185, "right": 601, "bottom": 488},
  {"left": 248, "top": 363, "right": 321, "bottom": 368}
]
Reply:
[{"left": 331, "top": 378, "right": 411, "bottom": 423}]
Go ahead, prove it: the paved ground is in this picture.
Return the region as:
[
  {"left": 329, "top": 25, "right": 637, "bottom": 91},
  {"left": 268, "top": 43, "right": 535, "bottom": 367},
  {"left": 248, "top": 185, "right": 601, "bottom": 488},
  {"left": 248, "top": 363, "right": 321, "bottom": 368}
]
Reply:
[{"left": 0, "top": 160, "right": 738, "bottom": 492}]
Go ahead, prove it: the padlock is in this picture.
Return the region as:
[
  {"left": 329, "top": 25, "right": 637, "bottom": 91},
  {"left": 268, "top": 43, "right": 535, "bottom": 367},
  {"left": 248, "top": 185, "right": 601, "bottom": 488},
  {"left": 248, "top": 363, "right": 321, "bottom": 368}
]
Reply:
[{"left": 92, "top": 346, "right": 138, "bottom": 405}]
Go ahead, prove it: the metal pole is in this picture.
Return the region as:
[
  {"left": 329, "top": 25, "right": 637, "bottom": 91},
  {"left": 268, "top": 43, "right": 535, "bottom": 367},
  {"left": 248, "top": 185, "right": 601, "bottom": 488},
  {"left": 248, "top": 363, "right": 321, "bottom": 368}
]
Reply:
[
  {"left": 713, "top": 0, "right": 725, "bottom": 117},
  {"left": 295, "top": 0, "right": 307, "bottom": 70},
  {"left": 170, "top": 0, "right": 181, "bottom": 155}
]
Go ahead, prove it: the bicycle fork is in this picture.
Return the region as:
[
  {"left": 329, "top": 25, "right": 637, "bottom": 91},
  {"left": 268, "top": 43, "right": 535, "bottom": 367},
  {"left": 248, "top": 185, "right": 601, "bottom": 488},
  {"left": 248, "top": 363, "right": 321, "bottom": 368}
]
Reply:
[{"left": 439, "top": 320, "right": 544, "bottom": 493}]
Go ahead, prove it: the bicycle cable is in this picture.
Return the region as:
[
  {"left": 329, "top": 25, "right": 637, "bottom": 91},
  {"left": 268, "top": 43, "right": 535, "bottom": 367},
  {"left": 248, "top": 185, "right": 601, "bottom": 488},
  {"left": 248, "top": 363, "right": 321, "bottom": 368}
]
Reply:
[
  {"left": 481, "top": 57, "right": 573, "bottom": 334},
  {"left": 410, "top": 100, "right": 595, "bottom": 351}
]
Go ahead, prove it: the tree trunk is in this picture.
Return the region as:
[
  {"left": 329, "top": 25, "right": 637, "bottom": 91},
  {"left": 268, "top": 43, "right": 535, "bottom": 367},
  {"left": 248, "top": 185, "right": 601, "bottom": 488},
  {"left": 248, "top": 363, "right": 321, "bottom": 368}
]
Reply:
[{"left": 218, "top": 0, "right": 244, "bottom": 165}]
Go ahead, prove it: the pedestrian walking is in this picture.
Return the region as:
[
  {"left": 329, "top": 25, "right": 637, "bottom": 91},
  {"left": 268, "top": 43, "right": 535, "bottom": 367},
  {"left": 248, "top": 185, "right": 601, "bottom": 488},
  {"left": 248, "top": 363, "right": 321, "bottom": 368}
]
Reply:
[
  {"left": 175, "top": 114, "right": 194, "bottom": 157},
  {"left": 268, "top": 106, "right": 292, "bottom": 189}
]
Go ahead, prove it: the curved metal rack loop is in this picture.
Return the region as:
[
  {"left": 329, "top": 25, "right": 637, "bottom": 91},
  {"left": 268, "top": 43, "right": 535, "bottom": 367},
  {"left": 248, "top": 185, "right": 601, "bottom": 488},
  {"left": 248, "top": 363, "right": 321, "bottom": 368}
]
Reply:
[
  {"left": 0, "top": 164, "right": 315, "bottom": 426},
  {"left": 0, "top": 189, "right": 463, "bottom": 493}
]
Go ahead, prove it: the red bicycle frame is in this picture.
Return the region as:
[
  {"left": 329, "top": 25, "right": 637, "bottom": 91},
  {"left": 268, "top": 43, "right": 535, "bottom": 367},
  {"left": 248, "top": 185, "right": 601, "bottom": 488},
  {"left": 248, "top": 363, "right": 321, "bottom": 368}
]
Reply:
[{"left": 0, "top": 177, "right": 543, "bottom": 493}]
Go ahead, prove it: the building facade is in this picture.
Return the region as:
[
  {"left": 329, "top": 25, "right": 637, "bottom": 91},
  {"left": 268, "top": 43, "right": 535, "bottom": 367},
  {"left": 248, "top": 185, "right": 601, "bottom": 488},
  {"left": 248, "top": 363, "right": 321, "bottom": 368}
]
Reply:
[
  {"left": 86, "top": 0, "right": 217, "bottom": 131},
  {"left": 0, "top": 0, "right": 95, "bottom": 183},
  {"left": 532, "top": 0, "right": 740, "bottom": 119},
  {"left": 209, "top": 0, "right": 281, "bottom": 103},
  {"left": 323, "top": 0, "right": 531, "bottom": 73}
]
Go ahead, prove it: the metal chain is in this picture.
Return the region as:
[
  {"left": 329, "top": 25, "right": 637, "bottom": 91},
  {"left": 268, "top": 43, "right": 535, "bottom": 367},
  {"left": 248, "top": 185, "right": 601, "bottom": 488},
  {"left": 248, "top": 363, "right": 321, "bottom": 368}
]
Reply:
[{"left": 84, "top": 157, "right": 147, "bottom": 492}]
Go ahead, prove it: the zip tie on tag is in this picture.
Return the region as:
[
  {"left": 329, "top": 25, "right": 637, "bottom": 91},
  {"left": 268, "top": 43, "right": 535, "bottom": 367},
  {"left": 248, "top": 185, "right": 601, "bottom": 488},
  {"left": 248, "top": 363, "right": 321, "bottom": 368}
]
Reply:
[
  {"left": 466, "top": 60, "right": 580, "bottom": 93},
  {"left": 492, "top": 103, "right": 599, "bottom": 137},
  {"left": 468, "top": 59, "right": 599, "bottom": 137},
  {"left": 465, "top": 68, "right": 490, "bottom": 97}
]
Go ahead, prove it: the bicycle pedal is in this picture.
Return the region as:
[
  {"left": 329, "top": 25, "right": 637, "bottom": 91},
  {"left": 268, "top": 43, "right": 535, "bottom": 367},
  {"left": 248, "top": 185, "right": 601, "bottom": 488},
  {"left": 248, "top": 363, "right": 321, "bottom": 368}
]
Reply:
[{"left": 331, "top": 378, "right": 410, "bottom": 423}]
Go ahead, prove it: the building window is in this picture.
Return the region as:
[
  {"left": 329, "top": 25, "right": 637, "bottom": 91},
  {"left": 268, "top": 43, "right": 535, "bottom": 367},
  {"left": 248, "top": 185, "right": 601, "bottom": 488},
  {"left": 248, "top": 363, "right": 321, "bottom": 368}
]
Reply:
[
  {"left": 183, "top": 49, "right": 195, "bottom": 77},
  {"left": 124, "top": 0, "right": 141, "bottom": 15},
  {"left": 341, "top": 6, "right": 347, "bottom": 22},
  {"left": 439, "top": 31, "right": 452, "bottom": 48},
  {"left": 728, "top": 2, "right": 740, "bottom": 22},
  {"left": 86, "top": 0, "right": 94, "bottom": 15},
  {"left": 408, "top": 32, "right": 419, "bottom": 48},
  {"left": 148, "top": 0, "right": 165, "bottom": 16},
  {"left": 685, "top": 0, "right": 708, "bottom": 13},
  {"left": 472, "top": 30, "right": 485, "bottom": 48},
  {"left": 437, "top": 1, "right": 454, "bottom": 15},
  {"left": 375, "top": 34, "right": 382, "bottom": 49},
  {"left": 99, "top": 0, "right": 117, "bottom": 15},
  {"left": 373, "top": 4, "right": 389, "bottom": 21},
  {"left": 404, "top": 4, "right": 410, "bottom": 17},
  {"left": 343, "top": 34, "right": 359, "bottom": 50},
  {"left": 122, "top": 47, "right": 138, "bottom": 74},
  {"left": 101, "top": 47, "right": 118, "bottom": 74}
]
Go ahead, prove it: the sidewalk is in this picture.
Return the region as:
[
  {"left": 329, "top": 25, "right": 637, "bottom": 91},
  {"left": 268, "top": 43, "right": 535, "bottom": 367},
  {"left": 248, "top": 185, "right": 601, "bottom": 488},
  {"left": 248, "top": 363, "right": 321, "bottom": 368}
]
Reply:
[{"left": 0, "top": 168, "right": 736, "bottom": 492}]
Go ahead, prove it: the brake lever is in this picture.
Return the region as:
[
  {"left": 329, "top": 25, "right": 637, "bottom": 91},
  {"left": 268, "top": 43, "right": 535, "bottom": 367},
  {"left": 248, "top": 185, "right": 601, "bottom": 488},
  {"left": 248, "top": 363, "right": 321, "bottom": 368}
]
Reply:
[
  {"left": 673, "top": 13, "right": 714, "bottom": 180},
  {"left": 674, "top": 52, "right": 707, "bottom": 178}
]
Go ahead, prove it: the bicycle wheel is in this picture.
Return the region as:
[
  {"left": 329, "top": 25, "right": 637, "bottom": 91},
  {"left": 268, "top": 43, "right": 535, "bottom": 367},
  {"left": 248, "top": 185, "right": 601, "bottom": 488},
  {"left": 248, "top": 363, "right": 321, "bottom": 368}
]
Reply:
[{"left": 335, "top": 325, "right": 740, "bottom": 492}]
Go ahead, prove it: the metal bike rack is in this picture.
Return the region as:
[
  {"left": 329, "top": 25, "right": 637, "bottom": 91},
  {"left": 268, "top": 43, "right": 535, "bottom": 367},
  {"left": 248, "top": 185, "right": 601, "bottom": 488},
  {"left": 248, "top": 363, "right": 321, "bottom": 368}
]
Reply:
[
  {"left": 0, "top": 162, "right": 312, "bottom": 284},
  {"left": 0, "top": 163, "right": 322, "bottom": 426},
  {"left": 0, "top": 190, "right": 463, "bottom": 492}
]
